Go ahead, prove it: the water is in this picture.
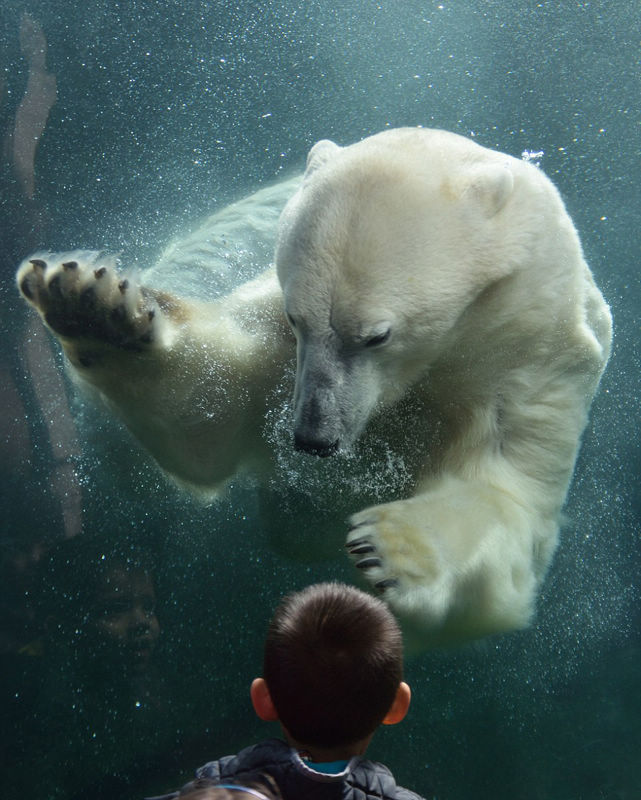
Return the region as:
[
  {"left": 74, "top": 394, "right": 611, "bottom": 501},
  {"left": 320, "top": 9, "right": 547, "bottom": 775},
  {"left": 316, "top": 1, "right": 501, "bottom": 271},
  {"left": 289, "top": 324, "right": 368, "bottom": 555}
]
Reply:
[{"left": 1, "top": 2, "right": 639, "bottom": 798}]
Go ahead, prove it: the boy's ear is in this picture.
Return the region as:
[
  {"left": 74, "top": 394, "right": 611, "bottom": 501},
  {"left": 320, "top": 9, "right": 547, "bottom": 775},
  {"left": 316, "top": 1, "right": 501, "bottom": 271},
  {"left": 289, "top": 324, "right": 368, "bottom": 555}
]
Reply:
[
  {"left": 250, "top": 677, "right": 279, "bottom": 722},
  {"left": 382, "top": 681, "right": 411, "bottom": 726}
]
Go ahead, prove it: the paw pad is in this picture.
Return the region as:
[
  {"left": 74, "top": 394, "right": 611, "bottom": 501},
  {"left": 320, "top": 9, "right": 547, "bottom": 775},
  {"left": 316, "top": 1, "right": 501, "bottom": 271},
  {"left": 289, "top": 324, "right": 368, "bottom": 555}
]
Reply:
[{"left": 16, "top": 252, "right": 159, "bottom": 353}]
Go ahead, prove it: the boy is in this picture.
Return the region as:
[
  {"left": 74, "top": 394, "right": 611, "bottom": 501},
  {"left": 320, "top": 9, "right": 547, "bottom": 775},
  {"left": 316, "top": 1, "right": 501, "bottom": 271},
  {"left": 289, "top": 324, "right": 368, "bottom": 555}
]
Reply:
[{"left": 155, "top": 582, "right": 426, "bottom": 800}]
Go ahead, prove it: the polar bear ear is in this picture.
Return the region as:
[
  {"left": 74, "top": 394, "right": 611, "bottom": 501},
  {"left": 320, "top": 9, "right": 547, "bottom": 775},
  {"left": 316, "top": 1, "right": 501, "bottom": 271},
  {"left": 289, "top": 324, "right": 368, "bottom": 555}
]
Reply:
[
  {"left": 462, "top": 162, "right": 514, "bottom": 217},
  {"left": 305, "top": 139, "right": 340, "bottom": 178}
]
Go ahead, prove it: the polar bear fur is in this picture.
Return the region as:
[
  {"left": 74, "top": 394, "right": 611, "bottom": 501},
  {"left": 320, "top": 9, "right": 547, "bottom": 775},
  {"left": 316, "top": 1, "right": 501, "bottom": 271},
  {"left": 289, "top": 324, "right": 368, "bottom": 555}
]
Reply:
[{"left": 16, "top": 128, "right": 611, "bottom": 645}]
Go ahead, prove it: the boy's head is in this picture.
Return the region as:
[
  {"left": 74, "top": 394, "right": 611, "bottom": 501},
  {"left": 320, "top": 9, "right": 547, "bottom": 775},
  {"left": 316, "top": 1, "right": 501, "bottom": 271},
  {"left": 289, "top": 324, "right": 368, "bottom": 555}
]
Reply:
[{"left": 251, "top": 582, "right": 410, "bottom": 749}]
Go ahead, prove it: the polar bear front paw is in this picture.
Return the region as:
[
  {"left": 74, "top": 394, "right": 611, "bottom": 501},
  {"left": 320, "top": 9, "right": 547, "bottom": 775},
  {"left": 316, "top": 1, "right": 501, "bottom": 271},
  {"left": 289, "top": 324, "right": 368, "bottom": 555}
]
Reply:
[
  {"left": 346, "top": 487, "right": 540, "bottom": 638},
  {"left": 17, "top": 252, "right": 158, "bottom": 357},
  {"left": 346, "top": 499, "right": 445, "bottom": 599}
]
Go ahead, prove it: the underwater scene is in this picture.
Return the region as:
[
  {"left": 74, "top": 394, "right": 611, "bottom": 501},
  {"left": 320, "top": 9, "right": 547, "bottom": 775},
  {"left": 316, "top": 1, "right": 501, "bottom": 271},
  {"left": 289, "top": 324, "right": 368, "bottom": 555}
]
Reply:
[{"left": 1, "top": 1, "right": 639, "bottom": 798}]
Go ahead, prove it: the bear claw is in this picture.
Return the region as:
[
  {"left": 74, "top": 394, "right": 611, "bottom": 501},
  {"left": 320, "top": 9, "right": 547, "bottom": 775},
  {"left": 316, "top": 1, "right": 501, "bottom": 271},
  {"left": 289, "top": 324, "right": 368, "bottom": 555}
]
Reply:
[
  {"left": 345, "top": 536, "right": 371, "bottom": 551},
  {"left": 346, "top": 543, "right": 376, "bottom": 555},
  {"left": 346, "top": 523, "right": 401, "bottom": 594},
  {"left": 355, "top": 556, "right": 383, "bottom": 570},
  {"left": 374, "top": 578, "right": 399, "bottom": 592}
]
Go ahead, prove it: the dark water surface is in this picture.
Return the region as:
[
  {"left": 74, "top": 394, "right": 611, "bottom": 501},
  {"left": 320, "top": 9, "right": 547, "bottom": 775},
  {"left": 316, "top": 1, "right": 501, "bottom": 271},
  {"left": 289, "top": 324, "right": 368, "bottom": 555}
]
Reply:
[{"left": 1, "top": 2, "right": 639, "bottom": 798}]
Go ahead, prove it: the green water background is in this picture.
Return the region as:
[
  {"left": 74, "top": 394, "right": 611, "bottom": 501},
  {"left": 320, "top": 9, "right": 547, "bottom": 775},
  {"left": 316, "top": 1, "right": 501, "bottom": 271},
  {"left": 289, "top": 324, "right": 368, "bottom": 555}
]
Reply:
[{"left": 1, "top": 2, "right": 639, "bottom": 798}]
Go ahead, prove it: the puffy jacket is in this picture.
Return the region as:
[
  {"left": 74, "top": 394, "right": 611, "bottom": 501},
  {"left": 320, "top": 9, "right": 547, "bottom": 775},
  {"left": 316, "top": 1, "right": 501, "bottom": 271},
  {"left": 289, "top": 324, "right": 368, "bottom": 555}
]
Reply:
[{"left": 194, "top": 738, "right": 426, "bottom": 800}]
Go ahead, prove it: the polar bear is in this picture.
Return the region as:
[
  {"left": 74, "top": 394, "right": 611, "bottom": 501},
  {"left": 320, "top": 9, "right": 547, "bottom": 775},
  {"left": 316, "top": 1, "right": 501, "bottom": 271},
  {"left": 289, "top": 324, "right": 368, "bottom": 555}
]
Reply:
[{"left": 16, "top": 128, "right": 611, "bottom": 645}]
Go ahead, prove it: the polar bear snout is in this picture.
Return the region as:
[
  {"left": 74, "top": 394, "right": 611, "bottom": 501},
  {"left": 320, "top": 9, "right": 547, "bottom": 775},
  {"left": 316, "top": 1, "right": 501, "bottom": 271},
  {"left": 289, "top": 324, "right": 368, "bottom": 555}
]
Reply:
[
  {"left": 291, "top": 339, "right": 346, "bottom": 457},
  {"left": 293, "top": 431, "right": 339, "bottom": 457},
  {"left": 293, "top": 388, "right": 341, "bottom": 457},
  {"left": 292, "top": 338, "right": 379, "bottom": 457}
]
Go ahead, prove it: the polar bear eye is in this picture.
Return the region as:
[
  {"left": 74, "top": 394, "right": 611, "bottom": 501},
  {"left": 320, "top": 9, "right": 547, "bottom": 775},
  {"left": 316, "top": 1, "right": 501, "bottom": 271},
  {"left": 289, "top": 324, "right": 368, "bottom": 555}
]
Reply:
[{"left": 364, "top": 327, "right": 391, "bottom": 348}]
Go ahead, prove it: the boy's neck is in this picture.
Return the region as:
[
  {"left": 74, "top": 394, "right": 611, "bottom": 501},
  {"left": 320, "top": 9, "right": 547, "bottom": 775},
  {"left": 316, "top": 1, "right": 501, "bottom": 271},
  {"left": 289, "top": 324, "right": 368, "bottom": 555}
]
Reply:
[{"left": 285, "top": 731, "right": 374, "bottom": 762}]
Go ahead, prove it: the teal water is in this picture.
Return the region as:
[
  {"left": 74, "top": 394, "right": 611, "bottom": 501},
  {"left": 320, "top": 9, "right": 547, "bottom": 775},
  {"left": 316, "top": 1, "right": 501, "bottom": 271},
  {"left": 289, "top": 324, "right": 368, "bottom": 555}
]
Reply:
[{"left": 1, "top": 2, "right": 639, "bottom": 798}]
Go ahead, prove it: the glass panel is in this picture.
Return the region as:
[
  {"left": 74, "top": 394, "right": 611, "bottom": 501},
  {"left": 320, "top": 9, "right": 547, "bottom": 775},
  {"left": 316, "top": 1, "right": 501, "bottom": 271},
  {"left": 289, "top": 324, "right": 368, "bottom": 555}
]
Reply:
[{"left": 1, "top": 3, "right": 638, "bottom": 798}]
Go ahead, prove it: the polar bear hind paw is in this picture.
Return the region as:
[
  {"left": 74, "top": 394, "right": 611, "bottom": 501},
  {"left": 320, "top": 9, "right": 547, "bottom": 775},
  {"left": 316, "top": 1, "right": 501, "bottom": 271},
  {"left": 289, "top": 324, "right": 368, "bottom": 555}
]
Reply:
[{"left": 17, "top": 253, "right": 158, "bottom": 355}]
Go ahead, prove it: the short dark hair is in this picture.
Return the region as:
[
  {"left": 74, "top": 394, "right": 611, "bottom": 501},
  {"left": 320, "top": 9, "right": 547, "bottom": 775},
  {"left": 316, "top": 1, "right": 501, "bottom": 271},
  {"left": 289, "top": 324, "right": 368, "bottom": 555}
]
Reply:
[{"left": 263, "top": 582, "right": 403, "bottom": 747}]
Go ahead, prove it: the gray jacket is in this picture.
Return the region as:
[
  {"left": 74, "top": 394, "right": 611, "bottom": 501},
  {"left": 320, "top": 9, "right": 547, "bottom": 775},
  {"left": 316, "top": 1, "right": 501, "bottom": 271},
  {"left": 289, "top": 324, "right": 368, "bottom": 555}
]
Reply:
[{"left": 193, "top": 737, "right": 427, "bottom": 800}]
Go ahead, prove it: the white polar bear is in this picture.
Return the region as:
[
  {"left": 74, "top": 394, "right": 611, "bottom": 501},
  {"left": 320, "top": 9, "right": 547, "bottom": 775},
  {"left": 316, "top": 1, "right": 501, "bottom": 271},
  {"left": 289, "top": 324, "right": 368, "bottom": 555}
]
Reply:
[{"left": 16, "top": 128, "right": 611, "bottom": 645}]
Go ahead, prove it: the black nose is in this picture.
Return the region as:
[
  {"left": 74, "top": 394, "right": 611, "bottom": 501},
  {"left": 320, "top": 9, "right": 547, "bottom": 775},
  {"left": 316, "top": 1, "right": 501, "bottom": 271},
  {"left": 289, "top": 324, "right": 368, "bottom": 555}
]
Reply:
[{"left": 294, "top": 433, "right": 339, "bottom": 457}]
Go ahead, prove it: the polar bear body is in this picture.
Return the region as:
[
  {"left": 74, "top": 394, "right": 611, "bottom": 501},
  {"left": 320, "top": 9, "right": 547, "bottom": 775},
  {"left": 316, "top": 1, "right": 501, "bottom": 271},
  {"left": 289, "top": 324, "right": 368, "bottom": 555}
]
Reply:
[{"left": 16, "top": 128, "right": 611, "bottom": 645}]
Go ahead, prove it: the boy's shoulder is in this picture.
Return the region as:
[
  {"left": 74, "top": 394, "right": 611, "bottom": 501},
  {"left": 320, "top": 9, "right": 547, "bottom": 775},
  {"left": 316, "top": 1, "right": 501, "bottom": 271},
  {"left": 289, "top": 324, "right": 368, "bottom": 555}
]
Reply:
[
  {"left": 196, "top": 738, "right": 427, "bottom": 800},
  {"left": 195, "top": 738, "right": 293, "bottom": 779},
  {"left": 346, "top": 756, "right": 426, "bottom": 800}
]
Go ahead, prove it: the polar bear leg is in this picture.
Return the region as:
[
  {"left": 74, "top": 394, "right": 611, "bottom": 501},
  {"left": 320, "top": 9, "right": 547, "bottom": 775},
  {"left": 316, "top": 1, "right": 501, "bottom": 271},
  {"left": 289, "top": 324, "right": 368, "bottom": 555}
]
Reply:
[
  {"left": 16, "top": 251, "right": 292, "bottom": 493},
  {"left": 347, "top": 477, "right": 553, "bottom": 642}
]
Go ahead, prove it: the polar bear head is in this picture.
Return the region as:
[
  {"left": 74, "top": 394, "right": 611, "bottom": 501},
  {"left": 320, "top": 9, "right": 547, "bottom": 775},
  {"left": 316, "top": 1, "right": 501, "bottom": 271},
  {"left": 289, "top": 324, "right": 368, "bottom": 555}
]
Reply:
[{"left": 276, "top": 127, "right": 518, "bottom": 456}]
